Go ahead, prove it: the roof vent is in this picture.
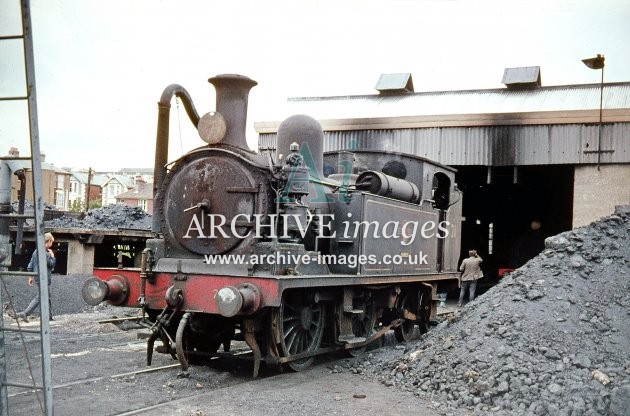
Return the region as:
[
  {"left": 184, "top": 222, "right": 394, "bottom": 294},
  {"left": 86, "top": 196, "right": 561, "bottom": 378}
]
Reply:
[
  {"left": 502, "top": 66, "right": 541, "bottom": 89},
  {"left": 375, "top": 73, "right": 414, "bottom": 94}
]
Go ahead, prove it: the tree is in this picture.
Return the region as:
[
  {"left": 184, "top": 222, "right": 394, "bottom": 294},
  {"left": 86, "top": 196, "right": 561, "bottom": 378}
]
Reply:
[
  {"left": 69, "top": 199, "right": 84, "bottom": 212},
  {"left": 88, "top": 199, "right": 102, "bottom": 209}
]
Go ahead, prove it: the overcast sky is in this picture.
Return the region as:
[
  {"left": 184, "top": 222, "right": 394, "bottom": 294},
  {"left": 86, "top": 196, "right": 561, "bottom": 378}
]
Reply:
[{"left": 1, "top": 0, "right": 629, "bottom": 171}]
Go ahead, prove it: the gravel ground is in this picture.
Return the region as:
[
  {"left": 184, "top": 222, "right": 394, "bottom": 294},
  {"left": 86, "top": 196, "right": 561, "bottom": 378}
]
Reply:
[
  {"left": 3, "top": 274, "right": 95, "bottom": 317},
  {"left": 3, "top": 311, "right": 450, "bottom": 416},
  {"left": 344, "top": 206, "right": 630, "bottom": 416}
]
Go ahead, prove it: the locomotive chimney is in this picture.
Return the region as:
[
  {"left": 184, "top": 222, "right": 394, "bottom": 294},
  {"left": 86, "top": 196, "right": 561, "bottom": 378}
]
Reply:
[{"left": 208, "top": 74, "right": 257, "bottom": 150}]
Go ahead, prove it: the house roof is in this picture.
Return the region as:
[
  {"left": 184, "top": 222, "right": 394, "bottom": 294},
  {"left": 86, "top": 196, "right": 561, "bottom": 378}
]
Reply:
[
  {"left": 71, "top": 172, "right": 107, "bottom": 186},
  {"left": 115, "top": 182, "right": 153, "bottom": 200},
  {"left": 5, "top": 160, "right": 71, "bottom": 175},
  {"left": 102, "top": 175, "right": 134, "bottom": 188},
  {"left": 118, "top": 168, "right": 153, "bottom": 175}
]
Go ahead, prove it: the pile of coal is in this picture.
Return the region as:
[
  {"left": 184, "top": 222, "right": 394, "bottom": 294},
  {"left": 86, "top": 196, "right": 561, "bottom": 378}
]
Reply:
[
  {"left": 350, "top": 206, "right": 629, "bottom": 416},
  {"left": 45, "top": 204, "right": 151, "bottom": 230}
]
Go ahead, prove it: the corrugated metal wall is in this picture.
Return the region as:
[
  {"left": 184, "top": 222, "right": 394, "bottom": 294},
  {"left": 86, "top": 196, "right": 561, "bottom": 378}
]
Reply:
[{"left": 259, "top": 123, "right": 629, "bottom": 166}]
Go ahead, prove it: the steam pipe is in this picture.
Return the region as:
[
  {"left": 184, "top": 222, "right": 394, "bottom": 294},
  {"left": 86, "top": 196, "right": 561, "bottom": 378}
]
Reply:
[
  {"left": 176, "top": 312, "right": 192, "bottom": 371},
  {"left": 14, "top": 169, "right": 26, "bottom": 254},
  {"left": 152, "top": 84, "right": 201, "bottom": 233}
]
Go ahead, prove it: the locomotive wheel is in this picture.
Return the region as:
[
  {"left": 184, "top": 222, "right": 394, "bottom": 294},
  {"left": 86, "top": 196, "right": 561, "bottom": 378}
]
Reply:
[
  {"left": 277, "top": 291, "right": 325, "bottom": 371},
  {"left": 394, "top": 292, "right": 418, "bottom": 343},
  {"left": 347, "top": 296, "right": 375, "bottom": 357}
]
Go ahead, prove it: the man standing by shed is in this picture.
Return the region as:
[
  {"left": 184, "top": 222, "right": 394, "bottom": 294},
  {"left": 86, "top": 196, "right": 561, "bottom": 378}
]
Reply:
[{"left": 458, "top": 249, "right": 483, "bottom": 307}]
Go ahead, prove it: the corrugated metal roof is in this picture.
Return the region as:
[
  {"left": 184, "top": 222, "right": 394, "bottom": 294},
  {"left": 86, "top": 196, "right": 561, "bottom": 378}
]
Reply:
[
  {"left": 259, "top": 122, "right": 630, "bottom": 166},
  {"left": 263, "top": 82, "right": 630, "bottom": 123},
  {"left": 257, "top": 81, "right": 630, "bottom": 167}
]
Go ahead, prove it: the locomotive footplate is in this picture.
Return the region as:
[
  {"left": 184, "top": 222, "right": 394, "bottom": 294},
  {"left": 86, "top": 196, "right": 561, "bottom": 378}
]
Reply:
[{"left": 89, "top": 268, "right": 459, "bottom": 315}]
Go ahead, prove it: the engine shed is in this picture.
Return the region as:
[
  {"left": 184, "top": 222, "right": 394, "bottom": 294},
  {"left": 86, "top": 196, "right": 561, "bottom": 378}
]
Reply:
[
  {"left": 8, "top": 227, "right": 153, "bottom": 275},
  {"left": 255, "top": 71, "right": 630, "bottom": 279}
]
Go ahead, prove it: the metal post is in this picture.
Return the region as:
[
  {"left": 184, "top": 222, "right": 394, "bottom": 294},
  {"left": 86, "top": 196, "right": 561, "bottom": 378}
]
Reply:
[
  {"left": 21, "top": 0, "right": 54, "bottom": 414},
  {"left": 597, "top": 65, "right": 604, "bottom": 171},
  {"left": 581, "top": 54, "right": 605, "bottom": 171},
  {"left": 0, "top": 161, "right": 11, "bottom": 416},
  {"left": 84, "top": 168, "right": 92, "bottom": 212}
]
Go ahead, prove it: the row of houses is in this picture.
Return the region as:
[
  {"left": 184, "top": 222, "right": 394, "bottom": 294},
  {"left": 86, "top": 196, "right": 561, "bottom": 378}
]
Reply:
[{"left": 6, "top": 147, "right": 154, "bottom": 214}]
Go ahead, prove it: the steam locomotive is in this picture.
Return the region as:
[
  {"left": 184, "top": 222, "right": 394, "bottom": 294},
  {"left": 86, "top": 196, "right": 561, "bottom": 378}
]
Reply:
[{"left": 82, "top": 74, "right": 463, "bottom": 375}]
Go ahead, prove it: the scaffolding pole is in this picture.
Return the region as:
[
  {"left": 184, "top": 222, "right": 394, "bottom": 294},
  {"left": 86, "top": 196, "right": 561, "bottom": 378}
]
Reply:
[{"left": 0, "top": 0, "right": 54, "bottom": 414}]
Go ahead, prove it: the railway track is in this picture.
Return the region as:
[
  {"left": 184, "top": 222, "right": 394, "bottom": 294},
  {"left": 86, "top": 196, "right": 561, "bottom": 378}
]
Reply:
[
  {"left": 109, "top": 357, "right": 434, "bottom": 416},
  {"left": 3, "top": 314, "right": 270, "bottom": 415},
  {"left": 3, "top": 311, "right": 447, "bottom": 415},
  {"left": 7, "top": 363, "right": 182, "bottom": 399}
]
